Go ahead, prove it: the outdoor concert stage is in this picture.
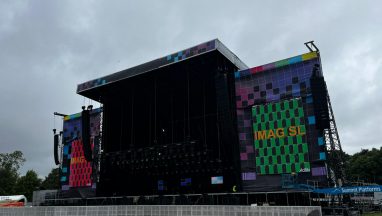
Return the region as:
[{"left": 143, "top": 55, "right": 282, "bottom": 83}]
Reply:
[{"left": 51, "top": 39, "right": 344, "bottom": 206}]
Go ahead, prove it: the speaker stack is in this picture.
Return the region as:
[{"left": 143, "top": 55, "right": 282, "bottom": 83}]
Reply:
[
  {"left": 54, "top": 133, "right": 60, "bottom": 165},
  {"left": 310, "top": 64, "right": 330, "bottom": 130},
  {"left": 82, "top": 106, "right": 92, "bottom": 161}
]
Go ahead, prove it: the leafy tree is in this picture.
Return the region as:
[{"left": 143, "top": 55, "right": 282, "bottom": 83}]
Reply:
[
  {"left": 0, "top": 168, "right": 18, "bottom": 195},
  {"left": 40, "top": 168, "right": 60, "bottom": 190},
  {"left": 0, "top": 151, "right": 26, "bottom": 195},
  {"left": 14, "top": 170, "right": 42, "bottom": 201},
  {"left": 345, "top": 147, "right": 382, "bottom": 184},
  {"left": 0, "top": 150, "right": 25, "bottom": 171}
]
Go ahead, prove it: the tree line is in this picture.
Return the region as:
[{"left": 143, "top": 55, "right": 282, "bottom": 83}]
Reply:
[
  {"left": 344, "top": 147, "right": 382, "bottom": 184},
  {"left": 0, "top": 151, "right": 59, "bottom": 201},
  {"left": 0, "top": 147, "right": 381, "bottom": 201}
]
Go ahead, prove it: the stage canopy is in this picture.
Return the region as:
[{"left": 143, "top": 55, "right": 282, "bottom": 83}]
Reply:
[{"left": 77, "top": 39, "right": 248, "bottom": 101}]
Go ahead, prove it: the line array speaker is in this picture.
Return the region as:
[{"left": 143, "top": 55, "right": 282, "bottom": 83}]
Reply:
[
  {"left": 310, "top": 65, "right": 330, "bottom": 130},
  {"left": 54, "top": 134, "right": 60, "bottom": 165},
  {"left": 82, "top": 109, "right": 92, "bottom": 161}
]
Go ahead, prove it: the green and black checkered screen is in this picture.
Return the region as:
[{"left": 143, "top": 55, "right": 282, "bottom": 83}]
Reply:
[{"left": 252, "top": 98, "right": 310, "bottom": 175}]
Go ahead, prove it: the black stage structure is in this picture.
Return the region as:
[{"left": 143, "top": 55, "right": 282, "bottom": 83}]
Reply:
[
  {"left": 83, "top": 40, "right": 247, "bottom": 196},
  {"left": 50, "top": 39, "right": 345, "bottom": 206}
]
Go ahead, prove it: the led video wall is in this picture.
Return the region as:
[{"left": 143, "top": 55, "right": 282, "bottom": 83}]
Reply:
[
  {"left": 235, "top": 52, "right": 328, "bottom": 190},
  {"left": 252, "top": 98, "right": 310, "bottom": 175},
  {"left": 68, "top": 139, "right": 93, "bottom": 187},
  {"left": 60, "top": 109, "right": 101, "bottom": 190}
]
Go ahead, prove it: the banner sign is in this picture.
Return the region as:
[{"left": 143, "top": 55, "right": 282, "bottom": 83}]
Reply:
[{"left": 313, "top": 186, "right": 382, "bottom": 195}]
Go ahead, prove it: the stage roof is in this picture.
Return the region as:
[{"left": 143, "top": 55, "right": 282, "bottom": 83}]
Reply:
[
  {"left": 234, "top": 51, "right": 319, "bottom": 79},
  {"left": 77, "top": 39, "right": 248, "bottom": 100}
]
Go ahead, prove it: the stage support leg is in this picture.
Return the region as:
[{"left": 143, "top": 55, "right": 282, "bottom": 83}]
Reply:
[
  {"left": 286, "top": 192, "right": 289, "bottom": 206},
  {"left": 309, "top": 192, "right": 311, "bottom": 206}
]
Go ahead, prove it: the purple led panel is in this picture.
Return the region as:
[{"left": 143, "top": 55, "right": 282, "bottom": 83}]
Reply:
[
  {"left": 242, "top": 172, "right": 257, "bottom": 181},
  {"left": 235, "top": 61, "right": 316, "bottom": 109},
  {"left": 312, "top": 166, "right": 327, "bottom": 176}
]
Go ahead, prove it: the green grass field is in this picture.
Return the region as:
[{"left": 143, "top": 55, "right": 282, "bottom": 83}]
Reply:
[{"left": 364, "top": 212, "right": 382, "bottom": 216}]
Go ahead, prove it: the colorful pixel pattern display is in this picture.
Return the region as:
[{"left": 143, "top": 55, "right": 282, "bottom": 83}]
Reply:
[
  {"left": 252, "top": 98, "right": 310, "bottom": 175},
  {"left": 60, "top": 109, "right": 101, "bottom": 190},
  {"left": 234, "top": 52, "right": 318, "bottom": 80},
  {"left": 235, "top": 52, "right": 318, "bottom": 109},
  {"left": 235, "top": 52, "right": 328, "bottom": 186}
]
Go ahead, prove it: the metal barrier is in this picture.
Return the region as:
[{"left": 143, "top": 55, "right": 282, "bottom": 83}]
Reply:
[{"left": 0, "top": 205, "right": 321, "bottom": 216}]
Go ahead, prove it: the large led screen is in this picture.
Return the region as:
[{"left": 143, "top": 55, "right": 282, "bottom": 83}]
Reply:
[
  {"left": 69, "top": 139, "right": 93, "bottom": 187},
  {"left": 235, "top": 52, "right": 329, "bottom": 191},
  {"left": 60, "top": 108, "right": 101, "bottom": 190},
  {"left": 252, "top": 98, "right": 310, "bottom": 175}
]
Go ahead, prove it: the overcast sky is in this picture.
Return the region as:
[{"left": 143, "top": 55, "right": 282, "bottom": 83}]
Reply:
[{"left": 0, "top": 1, "right": 381, "bottom": 177}]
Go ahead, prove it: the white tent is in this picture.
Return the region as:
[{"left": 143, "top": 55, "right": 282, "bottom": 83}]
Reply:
[{"left": 0, "top": 195, "right": 27, "bottom": 207}]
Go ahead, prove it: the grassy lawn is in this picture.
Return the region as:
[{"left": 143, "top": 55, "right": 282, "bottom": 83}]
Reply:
[{"left": 364, "top": 212, "right": 382, "bottom": 216}]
